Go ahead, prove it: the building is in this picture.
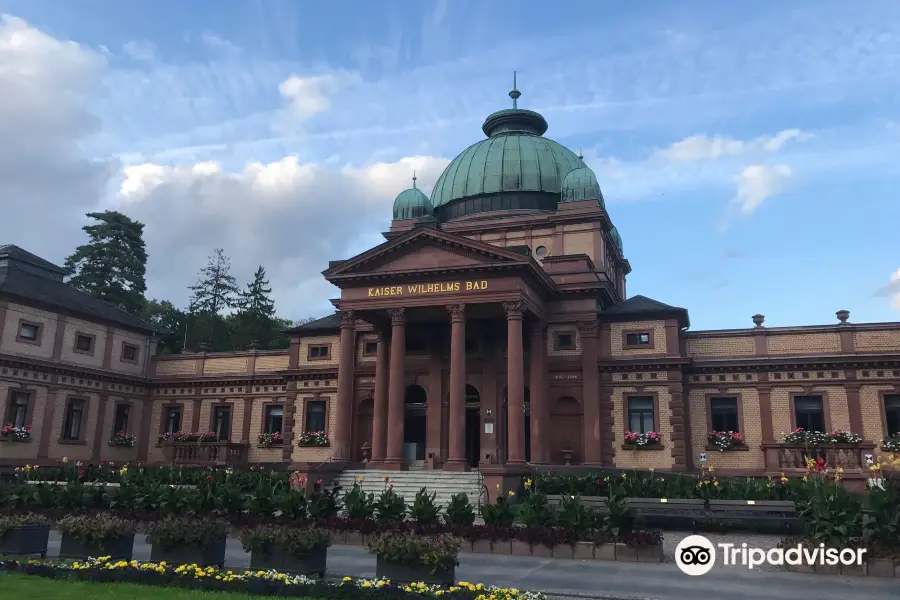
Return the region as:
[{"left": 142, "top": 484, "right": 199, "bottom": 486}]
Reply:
[{"left": 2, "top": 87, "right": 900, "bottom": 485}]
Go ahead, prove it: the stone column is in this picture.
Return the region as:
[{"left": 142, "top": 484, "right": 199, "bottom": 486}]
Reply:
[
  {"left": 370, "top": 330, "right": 390, "bottom": 465},
  {"left": 445, "top": 304, "right": 467, "bottom": 470},
  {"left": 579, "top": 321, "right": 601, "bottom": 465},
  {"left": 529, "top": 321, "right": 548, "bottom": 464},
  {"left": 504, "top": 300, "right": 526, "bottom": 466},
  {"left": 383, "top": 308, "right": 406, "bottom": 469},
  {"left": 333, "top": 311, "right": 357, "bottom": 460}
]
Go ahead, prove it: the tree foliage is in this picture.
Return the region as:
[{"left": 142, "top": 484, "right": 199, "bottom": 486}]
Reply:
[{"left": 64, "top": 211, "right": 148, "bottom": 315}]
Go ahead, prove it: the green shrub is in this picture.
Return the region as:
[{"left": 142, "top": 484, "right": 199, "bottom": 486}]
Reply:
[
  {"left": 343, "top": 482, "right": 376, "bottom": 521},
  {"left": 57, "top": 514, "right": 135, "bottom": 545},
  {"left": 444, "top": 492, "right": 476, "bottom": 527},
  {"left": 374, "top": 486, "right": 406, "bottom": 524},
  {"left": 368, "top": 531, "right": 459, "bottom": 573},
  {"left": 0, "top": 513, "right": 50, "bottom": 539},
  {"left": 408, "top": 488, "right": 441, "bottom": 527},
  {"left": 239, "top": 525, "right": 331, "bottom": 557},
  {"left": 145, "top": 516, "right": 227, "bottom": 551}
]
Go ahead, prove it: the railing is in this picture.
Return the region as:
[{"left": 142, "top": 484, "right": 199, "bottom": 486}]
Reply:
[
  {"left": 762, "top": 442, "right": 877, "bottom": 473},
  {"left": 163, "top": 441, "right": 248, "bottom": 466}
]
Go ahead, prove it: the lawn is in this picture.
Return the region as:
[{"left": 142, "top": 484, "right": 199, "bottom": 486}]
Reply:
[{"left": 0, "top": 573, "right": 317, "bottom": 600}]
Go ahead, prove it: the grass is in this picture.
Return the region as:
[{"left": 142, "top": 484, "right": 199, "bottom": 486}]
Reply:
[{"left": 0, "top": 573, "right": 317, "bottom": 600}]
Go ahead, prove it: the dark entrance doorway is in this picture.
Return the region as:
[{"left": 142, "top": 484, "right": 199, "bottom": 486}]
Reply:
[
  {"left": 465, "top": 384, "right": 481, "bottom": 467},
  {"left": 404, "top": 385, "right": 427, "bottom": 463}
]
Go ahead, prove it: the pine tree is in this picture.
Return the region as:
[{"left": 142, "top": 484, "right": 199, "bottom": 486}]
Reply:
[
  {"left": 187, "top": 249, "right": 239, "bottom": 350},
  {"left": 233, "top": 266, "right": 279, "bottom": 349},
  {"left": 64, "top": 211, "right": 148, "bottom": 315}
]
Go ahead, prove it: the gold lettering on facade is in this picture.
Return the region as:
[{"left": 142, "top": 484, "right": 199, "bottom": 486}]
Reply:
[{"left": 367, "top": 280, "right": 488, "bottom": 297}]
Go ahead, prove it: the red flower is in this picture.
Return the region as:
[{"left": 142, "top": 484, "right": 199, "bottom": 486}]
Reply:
[
  {"left": 78, "top": 469, "right": 85, "bottom": 479},
  {"left": 207, "top": 475, "right": 213, "bottom": 481},
  {"left": 316, "top": 479, "right": 322, "bottom": 485}
]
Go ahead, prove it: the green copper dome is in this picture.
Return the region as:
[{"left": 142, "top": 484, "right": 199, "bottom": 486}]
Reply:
[
  {"left": 610, "top": 226, "right": 623, "bottom": 255},
  {"left": 429, "top": 82, "right": 585, "bottom": 222},
  {"left": 561, "top": 166, "right": 605, "bottom": 207},
  {"left": 393, "top": 176, "right": 433, "bottom": 220}
]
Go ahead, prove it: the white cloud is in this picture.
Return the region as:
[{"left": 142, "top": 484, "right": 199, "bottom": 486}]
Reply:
[
  {"left": 113, "top": 154, "right": 450, "bottom": 314},
  {"left": 733, "top": 164, "right": 792, "bottom": 214},
  {"left": 874, "top": 268, "right": 900, "bottom": 310},
  {"left": 122, "top": 40, "right": 156, "bottom": 61},
  {"left": 654, "top": 129, "right": 808, "bottom": 163},
  {"left": 277, "top": 72, "right": 359, "bottom": 125},
  {"left": 199, "top": 32, "right": 242, "bottom": 55}
]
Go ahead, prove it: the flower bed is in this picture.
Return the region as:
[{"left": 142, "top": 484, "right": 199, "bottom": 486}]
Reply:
[
  {"left": 623, "top": 431, "right": 660, "bottom": 448},
  {"left": 297, "top": 431, "right": 328, "bottom": 447},
  {"left": 707, "top": 430, "right": 745, "bottom": 451},
  {"left": 0, "top": 557, "right": 548, "bottom": 599},
  {"left": 782, "top": 429, "right": 862, "bottom": 445}
]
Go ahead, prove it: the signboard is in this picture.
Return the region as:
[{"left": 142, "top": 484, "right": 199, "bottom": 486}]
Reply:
[
  {"left": 367, "top": 280, "right": 489, "bottom": 298},
  {"left": 484, "top": 422, "right": 494, "bottom": 434}
]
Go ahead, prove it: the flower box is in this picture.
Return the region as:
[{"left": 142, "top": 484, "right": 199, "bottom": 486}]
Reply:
[
  {"left": 149, "top": 536, "right": 227, "bottom": 567},
  {"left": 374, "top": 557, "right": 455, "bottom": 586},
  {"left": 623, "top": 431, "right": 661, "bottom": 449},
  {"left": 782, "top": 428, "right": 861, "bottom": 445},
  {"left": 108, "top": 431, "right": 136, "bottom": 448},
  {"left": 882, "top": 434, "right": 900, "bottom": 453},
  {"left": 158, "top": 431, "right": 218, "bottom": 444},
  {"left": 707, "top": 431, "right": 746, "bottom": 451},
  {"left": 1, "top": 424, "right": 32, "bottom": 441},
  {"left": 59, "top": 534, "right": 135, "bottom": 561},
  {"left": 297, "top": 431, "right": 329, "bottom": 447},
  {"left": 248, "top": 543, "right": 327, "bottom": 577},
  {"left": 257, "top": 432, "right": 283, "bottom": 448},
  {"left": 0, "top": 525, "right": 49, "bottom": 557}
]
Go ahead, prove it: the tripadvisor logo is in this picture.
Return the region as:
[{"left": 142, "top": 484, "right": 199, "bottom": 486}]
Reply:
[{"left": 675, "top": 535, "right": 867, "bottom": 575}]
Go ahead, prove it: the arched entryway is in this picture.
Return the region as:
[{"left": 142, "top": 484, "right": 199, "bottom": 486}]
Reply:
[
  {"left": 551, "top": 396, "right": 583, "bottom": 464},
  {"left": 404, "top": 384, "right": 427, "bottom": 464},
  {"left": 465, "top": 384, "right": 481, "bottom": 467},
  {"left": 501, "top": 386, "right": 531, "bottom": 463}
]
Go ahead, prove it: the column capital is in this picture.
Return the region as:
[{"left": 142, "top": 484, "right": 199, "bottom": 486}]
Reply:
[
  {"left": 577, "top": 320, "right": 600, "bottom": 338},
  {"left": 502, "top": 300, "right": 523, "bottom": 319},
  {"left": 340, "top": 310, "right": 356, "bottom": 328},
  {"left": 387, "top": 307, "right": 406, "bottom": 325},
  {"left": 446, "top": 304, "right": 466, "bottom": 322}
]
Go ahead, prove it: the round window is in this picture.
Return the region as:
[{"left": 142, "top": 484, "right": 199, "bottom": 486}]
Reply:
[{"left": 535, "top": 245, "right": 548, "bottom": 258}]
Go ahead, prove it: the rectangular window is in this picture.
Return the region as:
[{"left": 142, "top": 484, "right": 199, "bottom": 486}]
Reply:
[
  {"left": 305, "top": 400, "right": 326, "bottom": 433},
  {"left": 212, "top": 406, "right": 231, "bottom": 441},
  {"left": 121, "top": 343, "right": 139, "bottom": 362},
  {"left": 555, "top": 333, "right": 574, "bottom": 350},
  {"left": 264, "top": 405, "right": 284, "bottom": 435},
  {"left": 794, "top": 395, "right": 825, "bottom": 432},
  {"left": 113, "top": 404, "right": 130, "bottom": 434},
  {"left": 63, "top": 399, "right": 85, "bottom": 441},
  {"left": 710, "top": 397, "right": 739, "bottom": 432},
  {"left": 308, "top": 345, "right": 330, "bottom": 360},
  {"left": 625, "top": 332, "right": 651, "bottom": 347},
  {"left": 363, "top": 341, "right": 378, "bottom": 356},
  {"left": 627, "top": 396, "right": 655, "bottom": 433},
  {"left": 74, "top": 334, "right": 94, "bottom": 354},
  {"left": 6, "top": 391, "right": 29, "bottom": 428},
  {"left": 164, "top": 407, "right": 181, "bottom": 433},
  {"left": 885, "top": 394, "right": 900, "bottom": 437},
  {"left": 17, "top": 322, "right": 40, "bottom": 343}
]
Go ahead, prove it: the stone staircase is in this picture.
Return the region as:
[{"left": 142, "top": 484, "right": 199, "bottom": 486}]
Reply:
[{"left": 332, "top": 469, "right": 485, "bottom": 511}]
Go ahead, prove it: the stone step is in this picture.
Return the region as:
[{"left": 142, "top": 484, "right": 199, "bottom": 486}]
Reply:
[{"left": 333, "top": 469, "right": 484, "bottom": 509}]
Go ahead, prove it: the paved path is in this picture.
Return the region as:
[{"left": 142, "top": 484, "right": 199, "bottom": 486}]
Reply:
[{"left": 43, "top": 532, "right": 898, "bottom": 600}]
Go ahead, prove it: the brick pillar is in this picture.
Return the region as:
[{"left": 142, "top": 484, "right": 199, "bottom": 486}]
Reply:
[
  {"left": 333, "top": 311, "right": 357, "bottom": 460},
  {"left": 370, "top": 330, "right": 390, "bottom": 465},
  {"left": 529, "top": 321, "right": 548, "bottom": 464},
  {"left": 579, "top": 321, "right": 601, "bottom": 465},
  {"left": 383, "top": 308, "right": 406, "bottom": 469},
  {"left": 445, "top": 304, "right": 468, "bottom": 470},
  {"left": 599, "top": 372, "right": 615, "bottom": 466},
  {"left": 668, "top": 369, "right": 689, "bottom": 470},
  {"left": 503, "top": 301, "right": 526, "bottom": 466}
]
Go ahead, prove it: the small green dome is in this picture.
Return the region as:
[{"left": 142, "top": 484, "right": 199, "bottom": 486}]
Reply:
[
  {"left": 561, "top": 166, "right": 605, "bottom": 207},
  {"left": 610, "top": 226, "right": 623, "bottom": 255},
  {"left": 393, "top": 181, "right": 433, "bottom": 220}
]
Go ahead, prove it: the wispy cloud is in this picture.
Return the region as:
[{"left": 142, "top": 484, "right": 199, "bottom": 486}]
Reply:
[
  {"left": 121, "top": 40, "right": 156, "bottom": 61},
  {"left": 199, "top": 31, "right": 242, "bottom": 56},
  {"left": 873, "top": 269, "right": 900, "bottom": 310},
  {"left": 652, "top": 130, "right": 809, "bottom": 163}
]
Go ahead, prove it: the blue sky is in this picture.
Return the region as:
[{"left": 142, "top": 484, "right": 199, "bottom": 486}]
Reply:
[{"left": 1, "top": 0, "right": 899, "bottom": 330}]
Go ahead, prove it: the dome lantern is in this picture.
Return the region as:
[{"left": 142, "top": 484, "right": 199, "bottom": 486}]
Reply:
[
  {"left": 561, "top": 165, "right": 605, "bottom": 208},
  {"left": 392, "top": 173, "right": 434, "bottom": 220}
]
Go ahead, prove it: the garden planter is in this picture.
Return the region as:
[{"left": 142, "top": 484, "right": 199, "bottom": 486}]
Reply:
[
  {"left": 0, "top": 525, "right": 50, "bottom": 558},
  {"left": 636, "top": 545, "right": 663, "bottom": 563},
  {"left": 531, "top": 543, "right": 553, "bottom": 558},
  {"left": 149, "top": 536, "right": 227, "bottom": 567},
  {"left": 573, "top": 541, "right": 594, "bottom": 560},
  {"left": 866, "top": 558, "right": 896, "bottom": 578},
  {"left": 249, "top": 544, "right": 327, "bottom": 577},
  {"left": 553, "top": 545, "right": 574, "bottom": 559},
  {"left": 594, "top": 543, "right": 615, "bottom": 561},
  {"left": 375, "top": 557, "right": 455, "bottom": 586},
  {"left": 345, "top": 531, "right": 365, "bottom": 546},
  {"left": 59, "top": 534, "right": 135, "bottom": 561},
  {"left": 614, "top": 543, "right": 638, "bottom": 562},
  {"left": 472, "top": 539, "right": 492, "bottom": 554},
  {"left": 511, "top": 539, "right": 531, "bottom": 556},
  {"left": 490, "top": 540, "right": 511, "bottom": 555}
]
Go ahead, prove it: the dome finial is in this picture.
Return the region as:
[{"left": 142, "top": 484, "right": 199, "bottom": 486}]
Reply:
[
  {"left": 412, "top": 170, "right": 417, "bottom": 189},
  {"left": 509, "top": 70, "right": 521, "bottom": 109},
  {"left": 578, "top": 148, "right": 584, "bottom": 160}
]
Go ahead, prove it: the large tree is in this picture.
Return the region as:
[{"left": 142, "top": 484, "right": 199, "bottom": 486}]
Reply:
[
  {"left": 139, "top": 299, "right": 187, "bottom": 355},
  {"left": 187, "top": 249, "right": 239, "bottom": 350},
  {"left": 233, "top": 266, "right": 278, "bottom": 349},
  {"left": 64, "top": 211, "right": 148, "bottom": 315}
]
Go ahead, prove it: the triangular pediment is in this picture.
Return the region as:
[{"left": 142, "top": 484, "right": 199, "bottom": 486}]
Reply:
[{"left": 324, "top": 228, "right": 528, "bottom": 279}]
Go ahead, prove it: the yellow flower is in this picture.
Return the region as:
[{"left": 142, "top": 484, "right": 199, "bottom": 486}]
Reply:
[
  {"left": 507, "top": 490, "right": 515, "bottom": 497},
  {"left": 62, "top": 456, "right": 69, "bottom": 463},
  {"left": 523, "top": 478, "right": 532, "bottom": 488},
  {"left": 621, "top": 473, "right": 627, "bottom": 479},
  {"left": 713, "top": 481, "right": 719, "bottom": 487},
  {"left": 649, "top": 467, "right": 655, "bottom": 473},
  {"left": 362, "top": 582, "right": 372, "bottom": 588},
  {"left": 496, "top": 483, "right": 501, "bottom": 490},
  {"left": 343, "top": 576, "right": 352, "bottom": 582}
]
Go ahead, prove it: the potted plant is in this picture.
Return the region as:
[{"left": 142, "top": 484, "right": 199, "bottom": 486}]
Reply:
[
  {"left": 883, "top": 433, "right": 900, "bottom": 453},
  {"left": 109, "top": 431, "right": 137, "bottom": 447},
  {"left": 146, "top": 516, "right": 227, "bottom": 566},
  {"left": 0, "top": 514, "right": 50, "bottom": 557},
  {"left": 240, "top": 525, "right": 330, "bottom": 576},
  {"left": 1, "top": 424, "right": 32, "bottom": 441},
  {"left": 257, "top": 432, "right": 283, "bottom": 447},
  {"left": 707, "top": 430, "right": 745, "bottom": 451},
  {"left": 58, "top": 513, "right": 136, "bottom": 560},
  {"left": 297, "top": 431, "right": 329, "bottom": 447},
  {"left": 368, "top": 532, "right": 459, "bottom": 585}
]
